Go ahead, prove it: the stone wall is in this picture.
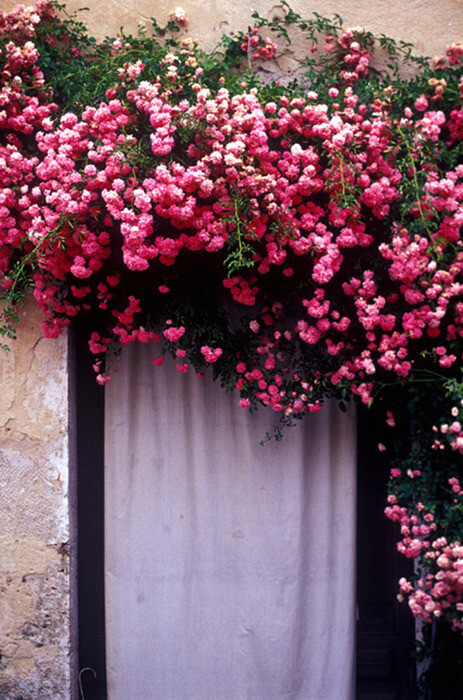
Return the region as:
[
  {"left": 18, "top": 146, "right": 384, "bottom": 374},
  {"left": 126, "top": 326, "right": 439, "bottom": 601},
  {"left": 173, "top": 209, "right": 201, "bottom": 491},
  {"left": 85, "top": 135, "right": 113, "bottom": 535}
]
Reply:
[
  {"left": 0, "top": 301, "right": 73, "bottom": 699},
  {"left": 0, "top": 0, "right": 461, "bottom": 698}
]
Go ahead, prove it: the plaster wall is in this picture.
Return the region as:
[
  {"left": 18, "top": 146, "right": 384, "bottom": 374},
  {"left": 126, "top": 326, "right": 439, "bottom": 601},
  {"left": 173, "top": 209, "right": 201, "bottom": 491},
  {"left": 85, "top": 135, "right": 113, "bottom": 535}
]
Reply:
[
  {"left": 46, "top": 0, "right": 463, "bottom": 56},
  {"left": 0, "top": 300, "right": 72, "bottom": 699},
  {"left": 0, "top": 0, "right": 462, "bottom": 698}
]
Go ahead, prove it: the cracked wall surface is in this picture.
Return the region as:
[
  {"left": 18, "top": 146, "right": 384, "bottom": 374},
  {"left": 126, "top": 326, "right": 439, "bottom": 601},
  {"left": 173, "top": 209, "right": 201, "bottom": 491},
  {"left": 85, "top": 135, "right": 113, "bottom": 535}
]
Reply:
[{"left": 0, "top": 299, "right": 72, "bottom": 700}]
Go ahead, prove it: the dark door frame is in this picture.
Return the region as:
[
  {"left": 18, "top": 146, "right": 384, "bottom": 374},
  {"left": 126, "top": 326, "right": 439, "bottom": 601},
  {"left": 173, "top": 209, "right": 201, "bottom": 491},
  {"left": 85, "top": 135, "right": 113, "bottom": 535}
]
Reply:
[
  {"left": 356, "top": 403, "right": 415, "bottom": 699},
  {"left": 73, "top": 327, "right": 107, "bottom": 699}
]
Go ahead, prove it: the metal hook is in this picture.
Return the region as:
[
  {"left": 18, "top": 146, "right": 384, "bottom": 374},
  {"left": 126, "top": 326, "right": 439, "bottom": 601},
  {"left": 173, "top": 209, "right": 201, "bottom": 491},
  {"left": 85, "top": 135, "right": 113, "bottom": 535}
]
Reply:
[{"left": 78, "top": 666, "right": 97, "bottom": 700}]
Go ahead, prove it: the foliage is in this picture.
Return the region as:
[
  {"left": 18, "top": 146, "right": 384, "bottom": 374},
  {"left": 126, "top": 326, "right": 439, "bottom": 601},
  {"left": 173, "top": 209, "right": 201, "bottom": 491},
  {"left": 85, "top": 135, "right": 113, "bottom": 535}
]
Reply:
[
  {"left": 385, "top": 380, "right": 463, "bottom": 631},
  {"left": 0, "top": 0, "right": 462, "bottom": 655}
]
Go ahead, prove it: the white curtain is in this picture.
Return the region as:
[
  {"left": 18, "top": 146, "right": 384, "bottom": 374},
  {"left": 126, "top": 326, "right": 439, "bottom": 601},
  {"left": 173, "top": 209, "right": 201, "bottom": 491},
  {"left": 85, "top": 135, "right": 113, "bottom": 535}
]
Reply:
[{"left": 105, "top": 345, "right": 357, "bottom": 699}]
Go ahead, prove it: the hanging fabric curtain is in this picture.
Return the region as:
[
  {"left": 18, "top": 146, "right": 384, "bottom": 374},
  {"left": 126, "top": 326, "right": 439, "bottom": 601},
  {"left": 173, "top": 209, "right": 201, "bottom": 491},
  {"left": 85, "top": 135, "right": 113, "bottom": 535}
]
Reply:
[{"left": 105, "top": 345, "right": 357, "bottom": 699}]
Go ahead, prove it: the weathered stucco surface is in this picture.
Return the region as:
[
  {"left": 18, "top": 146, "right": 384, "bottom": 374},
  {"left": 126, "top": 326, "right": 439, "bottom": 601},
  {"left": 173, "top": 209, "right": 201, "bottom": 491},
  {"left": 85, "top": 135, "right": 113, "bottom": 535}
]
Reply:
[
  {"left": 59, "top": 0, "right": 463, "bottom": 56},
  {"left": 0, "top": 300, "right": 71, "bottom": 699},
  {"left": 0, "top": 0, "right": 462, "bottom": 698},
  {"left": 1, "top": 0, "right": 461, "bottom": 55}
]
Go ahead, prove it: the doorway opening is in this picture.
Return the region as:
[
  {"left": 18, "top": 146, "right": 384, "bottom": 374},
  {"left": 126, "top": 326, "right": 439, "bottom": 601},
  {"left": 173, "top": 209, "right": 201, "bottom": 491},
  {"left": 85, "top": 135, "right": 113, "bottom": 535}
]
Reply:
[{"left": 74, "top": 332, "right": 414, "bottom": 699}]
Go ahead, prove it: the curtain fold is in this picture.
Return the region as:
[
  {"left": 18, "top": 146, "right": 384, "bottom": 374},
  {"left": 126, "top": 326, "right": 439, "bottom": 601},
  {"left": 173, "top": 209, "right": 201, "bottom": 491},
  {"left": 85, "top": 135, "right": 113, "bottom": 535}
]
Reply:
[{"left": 105, "top": 345, "right": 357, "bottom": 699}]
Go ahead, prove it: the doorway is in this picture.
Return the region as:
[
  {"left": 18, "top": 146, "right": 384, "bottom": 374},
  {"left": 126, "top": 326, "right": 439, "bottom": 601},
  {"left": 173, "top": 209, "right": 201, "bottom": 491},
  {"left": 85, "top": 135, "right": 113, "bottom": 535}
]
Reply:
[
  {"left": 74, "top": 332, "right": 414, "bottom": 699},
  {"left": 356, "top": 404, "right": 415, "bottom": 698}
]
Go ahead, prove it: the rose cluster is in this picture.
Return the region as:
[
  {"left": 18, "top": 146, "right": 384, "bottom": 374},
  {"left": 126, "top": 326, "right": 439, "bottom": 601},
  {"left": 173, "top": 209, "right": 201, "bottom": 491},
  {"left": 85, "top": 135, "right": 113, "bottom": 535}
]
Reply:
[
  {"left": 0, "top": 1, "right": 462, "bottom": 632},
  {"left": 1, "top": 4, "right": 462, "bottom": 410},
  {"left": 386, "top": 470, "right": 463, "bottom": 632}
]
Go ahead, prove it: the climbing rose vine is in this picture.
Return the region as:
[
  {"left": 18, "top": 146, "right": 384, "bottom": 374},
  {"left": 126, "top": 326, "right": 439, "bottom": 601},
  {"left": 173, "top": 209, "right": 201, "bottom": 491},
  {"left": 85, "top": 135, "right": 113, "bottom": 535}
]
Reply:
[{"left": 0, "top": 0, "right": 462, "bottom": 641}]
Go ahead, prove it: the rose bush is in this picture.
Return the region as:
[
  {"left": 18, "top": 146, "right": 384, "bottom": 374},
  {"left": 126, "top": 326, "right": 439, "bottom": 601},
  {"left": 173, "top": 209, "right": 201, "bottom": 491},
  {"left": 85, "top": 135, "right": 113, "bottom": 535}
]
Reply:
[{"left": 0, "top": 0, "right": 462, "bottom": 648}]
